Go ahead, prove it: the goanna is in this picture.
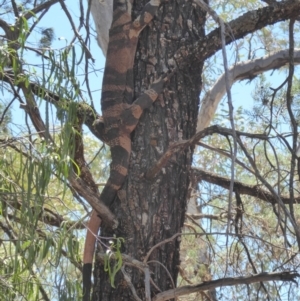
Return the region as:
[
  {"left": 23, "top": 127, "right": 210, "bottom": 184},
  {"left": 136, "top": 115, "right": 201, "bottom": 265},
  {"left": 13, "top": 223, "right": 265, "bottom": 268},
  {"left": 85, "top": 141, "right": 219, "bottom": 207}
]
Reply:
[{"left": 82, "top": 0, "right": 167, "bottom": 300}]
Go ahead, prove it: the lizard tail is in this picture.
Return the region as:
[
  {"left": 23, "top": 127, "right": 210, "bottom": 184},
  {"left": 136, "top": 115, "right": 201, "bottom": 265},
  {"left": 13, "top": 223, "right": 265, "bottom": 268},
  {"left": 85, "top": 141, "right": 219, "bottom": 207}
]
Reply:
[{"left": 83, "top": 211, "right": 102, "bottom": 301}]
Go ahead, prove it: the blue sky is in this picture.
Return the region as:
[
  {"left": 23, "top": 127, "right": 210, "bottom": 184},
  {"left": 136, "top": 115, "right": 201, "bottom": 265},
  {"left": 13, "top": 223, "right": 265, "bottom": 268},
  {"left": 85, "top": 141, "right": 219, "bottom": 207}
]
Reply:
[{"left": 4, "top": 1, "right": 298, "bottom": 136}]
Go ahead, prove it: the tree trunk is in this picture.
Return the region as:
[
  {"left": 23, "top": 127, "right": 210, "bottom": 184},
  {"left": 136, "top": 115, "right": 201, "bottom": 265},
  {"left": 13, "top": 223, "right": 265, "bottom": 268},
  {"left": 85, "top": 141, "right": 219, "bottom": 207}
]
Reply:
[{"left": 92, "top": 1, "right": 207, "bottom": 300}]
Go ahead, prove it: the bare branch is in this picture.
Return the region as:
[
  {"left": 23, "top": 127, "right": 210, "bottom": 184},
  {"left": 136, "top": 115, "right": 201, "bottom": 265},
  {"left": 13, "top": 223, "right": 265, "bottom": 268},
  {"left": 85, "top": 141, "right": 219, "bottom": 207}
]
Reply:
[
  {"left": 152, "top": 271, "right": 300, "bottom": 301},
  {"left": 197, "top": 49, "right": 300, "bottom": 132},
  {"left": 236, "top": 135, "right": 300, "bottom": 248},
  {"left": 145, "top": 126, "right": 268, "bottom": 179},
  {"left": 193, "top": 168, "right": 300, "bottom": 205},
  {"left": 11, "top": 0, "right": 19, "bottom": 18},
  {"left": 68, "top": 172, "right": 117, "bottom": 228},
  {"left": 197, "top": 141, "right": 254, "bottom": 174},
  {"left": 186, "top": 213, "right": 227, "bottom": 221},
  {"left": 2, "top": 195, "right": 85, "bottom": 230},
  {"left": 59, "top": 0, "right": 93, "bottom": 61},
  {"left": 23, "top": 0, "right": 61, "bottom": 20}
]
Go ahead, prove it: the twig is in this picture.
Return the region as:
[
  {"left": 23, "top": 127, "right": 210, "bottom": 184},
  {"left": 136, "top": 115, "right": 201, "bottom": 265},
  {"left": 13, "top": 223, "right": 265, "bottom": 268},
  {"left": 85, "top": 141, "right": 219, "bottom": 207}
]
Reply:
[
  {"left": 147, "top": 261, "right": 177, "bottom": 300},
  {"left": 236, "top": 135, "right": 300, "bottom": 248},
  {"left": 196, "top": 141, "right": 254, "bottom": 174},
  {"left": 23, "top": 0, "right": 61, "bottom": 20},
  {"left": 59, "top": 0, "right": 93, "bottom": 61},
  {"left": 144, "top": 233, "right": 181, "bottom": 263}
]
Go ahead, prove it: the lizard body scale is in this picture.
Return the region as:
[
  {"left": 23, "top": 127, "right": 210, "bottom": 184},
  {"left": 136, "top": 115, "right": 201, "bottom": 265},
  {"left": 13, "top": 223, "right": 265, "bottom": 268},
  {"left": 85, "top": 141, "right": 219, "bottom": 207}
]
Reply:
[{"left": 83, "top": 0, "right": 165, "bottom": 300}]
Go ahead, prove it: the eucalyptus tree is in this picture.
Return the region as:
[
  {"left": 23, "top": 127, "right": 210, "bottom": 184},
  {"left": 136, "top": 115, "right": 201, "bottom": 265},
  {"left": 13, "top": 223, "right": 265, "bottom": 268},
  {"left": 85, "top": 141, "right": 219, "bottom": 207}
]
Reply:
[{"left": 0, "top": 0, "right": 300, "bottom": 301}]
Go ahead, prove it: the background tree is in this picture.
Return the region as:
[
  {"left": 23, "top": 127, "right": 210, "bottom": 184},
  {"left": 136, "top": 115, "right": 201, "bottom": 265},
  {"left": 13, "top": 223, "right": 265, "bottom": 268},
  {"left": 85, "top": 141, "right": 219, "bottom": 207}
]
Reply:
[{"left": 0, "top": 0, "right": 300, "bottom": 301}]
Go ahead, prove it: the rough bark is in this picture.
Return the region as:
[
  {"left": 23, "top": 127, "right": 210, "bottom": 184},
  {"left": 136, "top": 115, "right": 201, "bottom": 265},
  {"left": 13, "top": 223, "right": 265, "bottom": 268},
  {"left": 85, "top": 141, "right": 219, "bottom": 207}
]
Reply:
[
  {"left": 176, "top": 0, "right": 300, "bottom": 67},
  {"left": 92, "top": 1, "right": 207, "bottom": 300}
]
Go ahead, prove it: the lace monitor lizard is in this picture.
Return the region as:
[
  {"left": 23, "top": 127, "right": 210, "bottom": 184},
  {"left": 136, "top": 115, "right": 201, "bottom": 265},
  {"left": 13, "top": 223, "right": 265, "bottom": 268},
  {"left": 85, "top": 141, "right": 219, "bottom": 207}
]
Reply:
[{"left": 82, "top": 0, "right": 168, "bottom": 299}]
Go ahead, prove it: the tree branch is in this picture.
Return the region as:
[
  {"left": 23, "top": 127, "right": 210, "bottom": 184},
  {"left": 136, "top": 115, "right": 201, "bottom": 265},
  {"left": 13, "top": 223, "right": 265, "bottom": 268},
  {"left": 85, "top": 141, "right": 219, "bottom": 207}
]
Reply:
[
  {"left": 58, "top": 0, "right": 93, "bottom": 61},
  {"left": 197, "top": 141, "right": 254, "bottom": 174},
  {"left": 145, "top": 126, "right": 268, "bottom": 179},
  {"left": 0, "top": 70, "right": 105, "bottom": 142},
  {"left": 152, "top": 271, "right": 299, "bottom": 301},
  {"left": 192, "top": 168, "right": 300, "bottom": 205},
  {"left": 68, "top": 172, "right": 117, "bottom": 228},
  {"left": 186, "top": 212, "right": 225, "bottom": 221},
  {"left": 175, "top": 0, "right": 300, "bottom": 68},
  {"left": 11, "top": 0, "right": 19, "bottom": 18},
  {"left": 197, "top": 49, "right": 300, "bottom": 132},
  {"left": 23, "top": 0, "right": 61, "bottom": 20}
]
